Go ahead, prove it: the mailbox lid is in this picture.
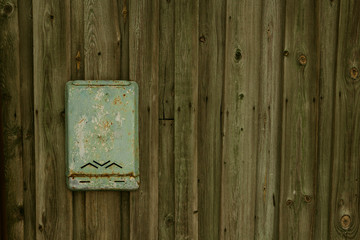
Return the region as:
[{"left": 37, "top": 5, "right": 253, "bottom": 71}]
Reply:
[{"left": 65, "top": 80, "right": 139, "bottom": 190}]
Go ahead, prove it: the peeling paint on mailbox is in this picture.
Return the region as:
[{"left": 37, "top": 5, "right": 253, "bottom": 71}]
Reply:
[{"left": 65, "top": 80, "right": 139, "bottom": 190}]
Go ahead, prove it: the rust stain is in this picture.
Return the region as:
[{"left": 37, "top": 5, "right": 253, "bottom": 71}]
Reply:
[
  {"left": 75, "top": 51, "right": 81, "bottom": 70},
  {"left": 113, "top": 97, "right": 122, "bottom": 105},
  {"left": 69, "top": 172, "right": 138, "bottom": 178}
]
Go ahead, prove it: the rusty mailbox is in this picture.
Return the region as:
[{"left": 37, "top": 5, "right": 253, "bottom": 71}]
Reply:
[{"left": 65, "top": 80, "right": 139, "bottom": 190}]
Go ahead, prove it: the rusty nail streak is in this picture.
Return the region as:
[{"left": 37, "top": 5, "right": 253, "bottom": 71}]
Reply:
[
  {"left": 298, "top": 54, "right": 307, "bottom": 65},
  {"left": 75, "top": 51, "right": 81, "bottom": 70},
  {"left": 350, "top": 67, "right": 358, "bottom": 79},
  {"left": 341, "top": 215, "right": 351, "bottom": 229},
  {"left": 68, "top": 172, "right": 138, "bottom": 178}
]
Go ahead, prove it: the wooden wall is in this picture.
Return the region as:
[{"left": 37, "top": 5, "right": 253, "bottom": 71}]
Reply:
[{"left": 1, "top": 0, "right": 359, "bottom": 239}]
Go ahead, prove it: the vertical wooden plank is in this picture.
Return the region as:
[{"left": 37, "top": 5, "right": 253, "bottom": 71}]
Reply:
[
  {"left": 254, "top": 0, "right": 285, "bottom": 239},
  {"left": 220, "top": 0, "right": 261, "bottom": 239},
  {"left": 174, "top": 1, "right": 199, "bottom": 239},
  {"left": 33, "top": 0, "right": 72, "bottom": 238},
  {"left": 117, "top": 0, "right": 130, "bottom": 239},
  {"left": 279, "top": 0, "right": 318, "bottom": 239},
  {"left": 314, "top": 0, "right": 339, "bottom": 239},
  {"left": 158, "top": 0, "right": 175, "bottom": 238},
  {"left": 129, "top": 0, "right": 159, "bottom": 239},
  {"left": 159, "top": 0, "right": 174, "bottom": 120},
  {"left": 83, "top": 0, "right": 121, "bottom": 239},
  {"left": 159, "top": 120, "right": 175, "bottom": 240},
  {"left": 128, "top": 0, "right": 160, "bottom": 238},
  {"left": 0, "top": 91, "right": 6, "bottom": 239},
  {"left": 0, "top": 0, "right": 24, "bottom": 239},
  {"left": 70, "top": 1, "right": 85, "bottom": 239},
  {"left": 198, "top": 0, "right": 225, "bottom": 239},
  {"left": 18, "top": 0, "right": 36, "bottom": 238},
  {"left": 330, "top": 1, "right": 360, "bottom": 239}
]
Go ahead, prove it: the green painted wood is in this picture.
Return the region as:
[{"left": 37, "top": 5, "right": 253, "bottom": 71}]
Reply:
[
  {"left": 315, "top": 0, "right": 339, "bottom": 239},
  {"left": 33, "top": 0, "right": 72, "bottom": 238},
  {"left": 254, "top": 0, "right": 285, "bottom": 239},
  {"left": 198, "top": 0, "right": 225, "bottom": 239},
  {"left": 0, "top": 0, "right": 24, "bottom": 239},
  {"left": 129, "top": 0, "right": 159, "bottom": 239},
  {"left": 330, "top": 0, "right": 360, "bottom": 239},
  {"left": 159, "top": 120, "right": 175, "bottom": 240},
  {"left": 220, "top": 0, "right": 262, "bottom": 239},
  {"left": 83, "top": 0, "right": 122, "bottom": 238},
  {"left": 174, "top": 1, "right": 199, "bottom": 239},
  {"left": 18, "top": 0, "right": 36, "bottom": 238},
  {"left": 279, "top": 0, "right": 318, "bottom": 239}
]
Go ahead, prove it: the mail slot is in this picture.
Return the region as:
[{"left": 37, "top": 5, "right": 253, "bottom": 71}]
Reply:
[{"left": 65, "top": 80, "right": 139, "bottom": 190}]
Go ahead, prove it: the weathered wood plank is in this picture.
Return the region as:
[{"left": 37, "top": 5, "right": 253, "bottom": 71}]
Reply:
[
  {"left": 279, "top": 0, "right": 318, "bottom": 239},
  {"left": 174, "top": 1, "right": 199, "bottom": 239},
  {"left": 83, "top": 0, "right": 122, "bottom": 239},
  {"left": 330, "top": 1, "right": 360, "bottom": 239},
  {"left": 70, "top": 0, "right": 86, "bottom": 239},
  {"left": 314, "top": 0, "right": 339, "bottom": 239},
  {"left": 129, "top": 0, "right": 159, "bottom": 239},
  {"left": 220, "top": 0, "right": 262, "bottom": 239},
  {"left": 18, "top": 0, "right": 36, "bottom": 238},
  {"left": 254, "top": 0, "right": 285, "bottom": 239},
  {"left": 159, "top": 0, "right": 174, "bottom": 120},
  {"left": 117, "top": 0, "right": 130, "bottom": 239},
  {"left": 198, "top": 0, "right": 225, "bottom": 239},
  {"left": 33, "top": 0, "right": 72, "bottom": 238},
  {"left": 159, "top": 120, "right": 175, "bottom": 240},
  {"left": 128, "top": 0, "right": 159, "bottom": 239},
  {"left": 0, "top": 1, "right": 24, "bottom": 239}
]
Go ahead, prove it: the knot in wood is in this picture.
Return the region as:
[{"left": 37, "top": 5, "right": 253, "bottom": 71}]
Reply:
[
  {"left": 350, "top": 67, "right": 358, "bottom": 80},
  {"left": 304, "top": 195, "right": 312, "bottom": 203},
  {"left": 286, "top": 199, "right": 293, "bottom": 206},
  {"left": 283, "top": 50, "right": 289, "bottom": 56},
  {"left": 298, "top": 54, "right": 307, "bottom": 65},
  {"left": 234, "top": 48, "right": 242, "bottom": 62},
  {"left": 1, "top": 3, "right": 14, "bottom": 17},
  {"left": 340, "top": 215, "right": 351, "bottom": 230},
  {"left": 199, "top": 35, "right": 206, "bottom": 43}
]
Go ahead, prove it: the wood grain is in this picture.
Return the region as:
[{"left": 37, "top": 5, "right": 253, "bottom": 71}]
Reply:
[
  {"left": 33, "top": 0, "right": 72, "bottom": 238},
  {"left": 83, "top": 0, "right": 122, "bottom": 239},
  {"left": 279, "top": 0, "right": 318, "bottom": 239},
  {"left": 254, "top": 0, "right": 285, "bottom": 239},
  {"left": 18, "top": 0, "right": 36, "bottom": 238},
  {"left": 159, "top": 0, "right": 174, "bottom": 120},
  {"left": 70, "top": 0, "right": 85, "bottom": 239},
  {"left": 330, "top": 0, "right": 360, "bottom": 239},
  {"left": 0, "top": 1, "right": 24, "bottom": 239},
  {"left": 198, "top": 0, "right": 225, "bottom": 239},
  {"left": 159, "top": 120, "right": 175, "bottom": 240},
  {"left": 117, "top": 0, "right": 130, "bottom": 239},
  {"left": 220, "top": 0, "right": 262, "bottom": 239},
  {"left": 315, "top": 0, "right": 339, "bottom": 239},
  {"left": 174, "top": 1, "right": 199, "bottom": 239},
  {"left": 129, "top": 0, "right": 159, "bottom": 239}
]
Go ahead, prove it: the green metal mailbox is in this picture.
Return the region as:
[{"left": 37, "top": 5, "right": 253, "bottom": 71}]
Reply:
[{"left": 65, "top": 80, "right": 139, "bottom": 190}]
